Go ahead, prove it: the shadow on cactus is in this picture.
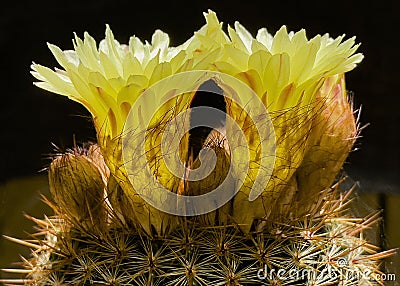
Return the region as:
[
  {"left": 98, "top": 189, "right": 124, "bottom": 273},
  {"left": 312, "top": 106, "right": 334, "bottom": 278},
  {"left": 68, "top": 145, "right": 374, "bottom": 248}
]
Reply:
[{"left": 1, "top": 10, "right": 396, "bottom": 286}]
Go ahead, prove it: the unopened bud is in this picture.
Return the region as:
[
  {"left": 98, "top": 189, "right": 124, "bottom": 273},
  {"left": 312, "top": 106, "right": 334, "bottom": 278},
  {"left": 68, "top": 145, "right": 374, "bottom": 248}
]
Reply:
[
  {"left": 296, "top": 74, "right": 357, "bottom": 213},
  {"left": 48, "top": 152, "right": 107, "bottom": 230}
]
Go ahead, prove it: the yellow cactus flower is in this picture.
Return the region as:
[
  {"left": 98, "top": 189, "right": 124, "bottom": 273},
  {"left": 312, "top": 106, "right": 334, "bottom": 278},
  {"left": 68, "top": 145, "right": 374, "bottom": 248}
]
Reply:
[{"left": 32, "top": 10, "right": 363, "bottom": 234}]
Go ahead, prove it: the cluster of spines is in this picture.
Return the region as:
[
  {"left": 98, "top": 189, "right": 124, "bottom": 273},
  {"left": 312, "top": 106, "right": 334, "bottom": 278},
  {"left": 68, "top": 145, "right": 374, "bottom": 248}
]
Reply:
[{"left": 1, "top": 181, "right": 395, "bottom": 286}]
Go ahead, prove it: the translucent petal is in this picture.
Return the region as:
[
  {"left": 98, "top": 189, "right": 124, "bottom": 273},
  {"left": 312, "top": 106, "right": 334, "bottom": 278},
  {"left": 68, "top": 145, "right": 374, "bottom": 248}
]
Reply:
[
  {"left": 31, "top": 64, "right": 78, "bottom": 96},
  {"left": 234, "top": 21, "right": 253, "bottom": 53},
  {"left": 256, "top": 28, "right": 274, "bottom": 51},
  {"left": 151, "top": 29, "right": 170, "bottom": 60},
  {"left": 271, "top": 26, "right": 291, "bottom": 54}
]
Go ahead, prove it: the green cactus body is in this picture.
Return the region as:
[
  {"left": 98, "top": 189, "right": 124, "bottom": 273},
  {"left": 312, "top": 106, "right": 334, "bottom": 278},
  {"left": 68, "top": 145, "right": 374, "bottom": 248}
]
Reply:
[{"left": 1, "top": 147, "right": 394, "bottom": 285}]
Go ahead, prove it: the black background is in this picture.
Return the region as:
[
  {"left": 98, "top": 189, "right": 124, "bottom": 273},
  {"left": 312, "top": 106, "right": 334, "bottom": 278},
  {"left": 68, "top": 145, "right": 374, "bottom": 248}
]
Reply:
[{"left": 0, "top": 0, "right": 399, "bottom": 192}]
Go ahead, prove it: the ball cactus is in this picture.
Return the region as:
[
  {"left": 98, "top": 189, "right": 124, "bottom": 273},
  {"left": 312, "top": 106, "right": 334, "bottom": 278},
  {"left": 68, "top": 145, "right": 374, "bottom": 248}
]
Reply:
[{"left": 1, "top": 10, "right": 395, "bottom": 285}]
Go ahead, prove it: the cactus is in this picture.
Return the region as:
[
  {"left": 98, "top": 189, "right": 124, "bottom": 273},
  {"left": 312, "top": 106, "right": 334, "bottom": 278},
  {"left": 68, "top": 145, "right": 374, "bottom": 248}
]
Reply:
[
  {"left": 1, "top": 151, "right": 395, "bottom": 285},
  {"left": 1, "top": 10, "right": 395, "bottom": 285}
]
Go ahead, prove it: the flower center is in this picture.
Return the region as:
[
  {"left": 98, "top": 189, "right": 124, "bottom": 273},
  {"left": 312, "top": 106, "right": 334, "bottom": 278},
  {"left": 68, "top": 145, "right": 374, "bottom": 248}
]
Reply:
[{"left": 188, "top": 79, "right": 227, "bottom": 162}]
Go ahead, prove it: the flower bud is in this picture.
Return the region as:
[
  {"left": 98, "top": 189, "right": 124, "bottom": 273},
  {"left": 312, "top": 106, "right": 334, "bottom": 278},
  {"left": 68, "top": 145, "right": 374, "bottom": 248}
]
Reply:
[
  {"left": 295, "top": 74, "right": 357, "bottom": 214},
  {"left": 48, "top": 151, "right": 107, "bottom": 230}
]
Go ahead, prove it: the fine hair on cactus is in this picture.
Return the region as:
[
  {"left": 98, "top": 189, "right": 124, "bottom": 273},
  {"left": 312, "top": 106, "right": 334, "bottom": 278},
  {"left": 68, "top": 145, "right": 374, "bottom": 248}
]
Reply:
[{"left": 1, "top": 10, "right": 396, "bottom": 286}]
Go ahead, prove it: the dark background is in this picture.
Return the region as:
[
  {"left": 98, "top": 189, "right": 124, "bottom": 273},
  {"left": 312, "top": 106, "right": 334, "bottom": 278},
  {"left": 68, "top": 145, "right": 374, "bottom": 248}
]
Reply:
[{"left": 0, "top": 0, "right": 399, "bottom": 192}]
